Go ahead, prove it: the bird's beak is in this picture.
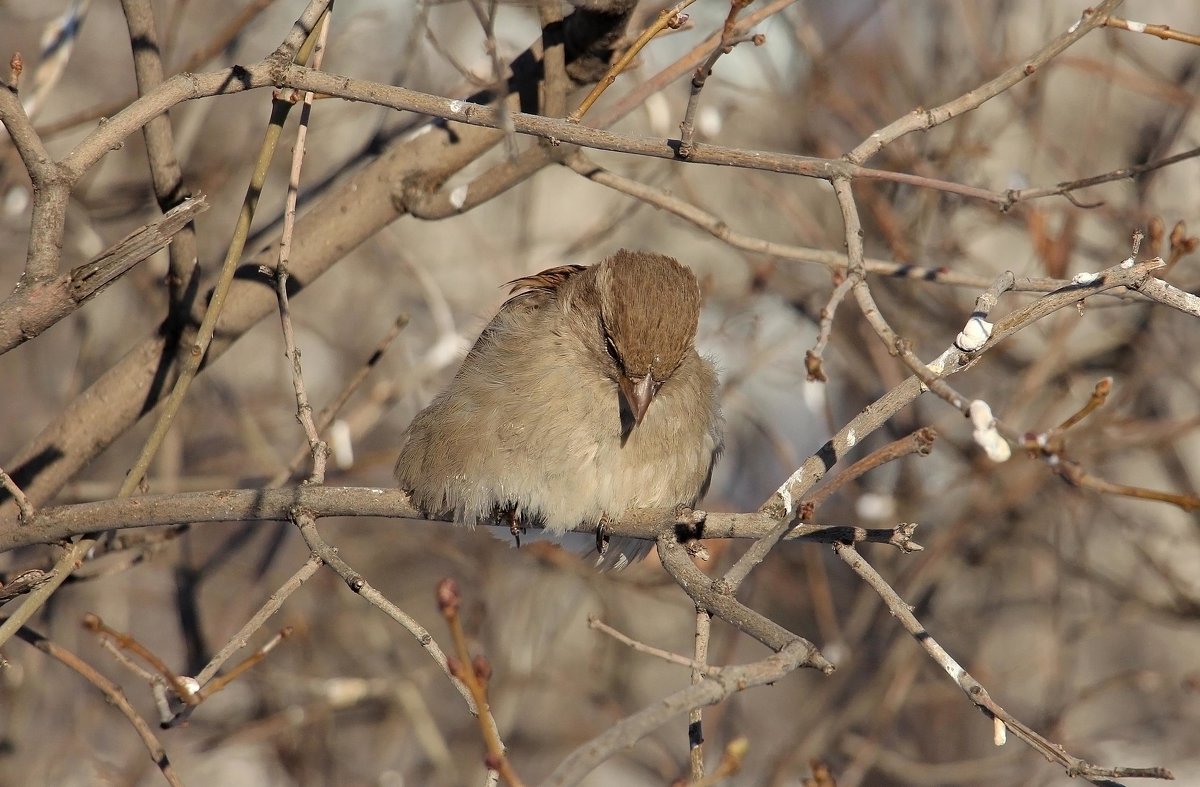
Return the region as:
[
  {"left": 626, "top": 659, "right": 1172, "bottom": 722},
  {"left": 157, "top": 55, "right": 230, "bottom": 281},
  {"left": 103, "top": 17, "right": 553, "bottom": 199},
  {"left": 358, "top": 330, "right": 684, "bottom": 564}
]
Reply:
[{"left": 619, "top": 374, "right": 655, "bottom": 427}]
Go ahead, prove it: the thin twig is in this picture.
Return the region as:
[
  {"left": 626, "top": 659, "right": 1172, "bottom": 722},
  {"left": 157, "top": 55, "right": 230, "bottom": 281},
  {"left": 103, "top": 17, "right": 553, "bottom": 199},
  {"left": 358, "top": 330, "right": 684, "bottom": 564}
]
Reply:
[
  {"left": 1057, "top": 377, "right": 1113, "bottom": 432},
  {"left": 1023, "top": 378, "right": 1200, "bottom": 512},
  {"left": 1003, "top": 146, "right": 1200, "bottom": 209},
  {"left": 561, "top": 151, "right": 1120, "bottom": 293},
  {"left": 100, "top": 636, "right": 164, "bottom": 685},
  {"left": 587, "top": 614, "right": 719, "bottom": 675},
  {"left": 567, "top": 0, "right": 698, "bottom": 123},
  {"left": 719, "top": 177, "right": 869, "bottom": 594},
  {"left": 1054, "top": 461, "right": 1200, "bottom": 512},
  {"left": 678, "top": 0, "right": 758, "bottom": 158},
  {"left": 657, "top": 536, "right": 833, "bottom": 666},
  {"left": 803, "top": 428, "right": 937, "bottom": 514},
  {"left": 195, "top": 626, "right": 293, "bottom": 701},
  {"left": 846, "top": 0, "right": 1124, "bottom": 164},
  {"left": 162, "top": 557, "right": 319, "bottom": 729},
  {"left": 805, "top": 274, "right": 855, "bottom": 382},
  {"left": 542, "top": 617, "right": 819, "bottom": 786},
  {"left": 290, "top": 510, "right": 478, "bottom": 714},
  {"left": 82, "top": 613, "right": 198, "bottom": 706},
  {"left": 0, "top": 466, "right": 33, "bottom": 522},
  {"left": 438, "top": 578, "right": 524, "bottom": 786},
  {"left": 196, "top": 555, "right": 319, "bottom": 687},
  {"left": 1102, "top": 15, "right": 1200, "bottom": 46},
  {"left": 279, "top": 314, "right": 409, "bottom": 480},
  {"left": 689, "top": 605, "right": 713, "bottom": 781},
  {"left": 785, "top": 521, "right": 922, "bottom": 552},
  {"left": 276, "top": 11, "right": 332, "bottom": 484}
]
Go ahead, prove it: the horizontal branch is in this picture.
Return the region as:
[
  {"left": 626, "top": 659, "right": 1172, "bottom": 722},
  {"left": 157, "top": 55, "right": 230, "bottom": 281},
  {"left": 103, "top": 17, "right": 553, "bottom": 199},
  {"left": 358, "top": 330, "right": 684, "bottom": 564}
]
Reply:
[
  {"left": 54, "top": 59, "right": 1015, "bottom": 208},
  {"left": 280, "top": 65, "right": 850, "bottom": 180},
  {"left": 0, "top": 486, "right": 921, "bottom": 555},
  {"left": 278, "top": 66, "right": 1017, "bottom": 204}
]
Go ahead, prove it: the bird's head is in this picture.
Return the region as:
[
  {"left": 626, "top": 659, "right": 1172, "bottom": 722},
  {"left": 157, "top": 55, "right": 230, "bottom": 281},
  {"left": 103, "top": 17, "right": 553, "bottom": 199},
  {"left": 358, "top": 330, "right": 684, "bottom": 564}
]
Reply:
[{"left": 592, "top": 250, "right": 702, "bottom": 433}]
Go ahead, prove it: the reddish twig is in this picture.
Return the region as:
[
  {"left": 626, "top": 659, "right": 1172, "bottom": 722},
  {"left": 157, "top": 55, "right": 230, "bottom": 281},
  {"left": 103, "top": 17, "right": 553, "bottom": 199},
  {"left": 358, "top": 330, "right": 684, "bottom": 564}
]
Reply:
[
  {"left": 196, "top": 627, "right": 294, "bottom": 701},
  {"left": 82, "top": 612, "right": 199, "bottom": 706},
  {"left": 568, "top": 0, "right": 698, "bottom": 123},
  {"left": 1102, "top": 14, "right": 1200, "bottom": 46},
  {"left": 438, "top": 578, "right": 524, "bottom": 786},
  {"left": 802, "top": 428, "right": 937, "bottom": 514}
]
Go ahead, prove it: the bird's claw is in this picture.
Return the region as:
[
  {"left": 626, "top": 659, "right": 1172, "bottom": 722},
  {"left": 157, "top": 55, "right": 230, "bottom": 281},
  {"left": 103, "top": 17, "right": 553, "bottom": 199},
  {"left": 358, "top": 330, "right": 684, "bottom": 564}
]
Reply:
[
  {"left": 503, "top": 506, "right": 525, "bottom": 548},
  {"left": 596, "top": 515, "right": 611, "bottom": 557}
]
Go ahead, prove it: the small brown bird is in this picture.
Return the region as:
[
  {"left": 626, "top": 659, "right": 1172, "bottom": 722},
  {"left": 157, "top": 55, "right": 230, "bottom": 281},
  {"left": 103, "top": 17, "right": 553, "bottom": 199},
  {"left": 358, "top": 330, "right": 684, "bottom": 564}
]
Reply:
[{"left": 395, "top": 249, "right": 723, "bottom": 569}]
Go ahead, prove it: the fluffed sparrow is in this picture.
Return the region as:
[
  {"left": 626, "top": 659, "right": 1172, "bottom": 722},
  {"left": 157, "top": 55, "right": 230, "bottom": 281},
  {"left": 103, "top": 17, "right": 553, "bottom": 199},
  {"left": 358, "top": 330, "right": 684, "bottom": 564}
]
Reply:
[{"left": 395, "top": 249, "right": 722, "bottom": 569}]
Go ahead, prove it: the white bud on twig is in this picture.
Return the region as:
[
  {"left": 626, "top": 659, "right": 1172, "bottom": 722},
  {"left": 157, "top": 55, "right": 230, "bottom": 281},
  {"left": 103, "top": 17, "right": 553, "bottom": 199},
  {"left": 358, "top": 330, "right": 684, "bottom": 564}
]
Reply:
[
  {"left": 954, "top": 316, "right": 993, "bottom": 352},
  {"left": 969, "top": 400, "right": 1011, "bottom": 462}
]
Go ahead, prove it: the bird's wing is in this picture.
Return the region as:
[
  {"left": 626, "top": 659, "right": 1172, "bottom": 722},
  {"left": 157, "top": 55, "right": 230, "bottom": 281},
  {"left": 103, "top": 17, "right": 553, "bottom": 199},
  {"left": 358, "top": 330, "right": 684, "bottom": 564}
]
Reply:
[
  {"left": 461, "top": 265, "right": 586, "bottom": 364},
  {"left": 504, "top": 264, "right": 586, "bottom": 302}
]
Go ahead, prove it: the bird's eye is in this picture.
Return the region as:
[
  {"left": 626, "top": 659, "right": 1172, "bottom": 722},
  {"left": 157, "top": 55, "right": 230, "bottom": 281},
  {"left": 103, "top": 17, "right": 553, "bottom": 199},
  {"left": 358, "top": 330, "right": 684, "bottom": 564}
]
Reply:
[{"left": 604, "top": 335, "right": 621, "bottom": 365}]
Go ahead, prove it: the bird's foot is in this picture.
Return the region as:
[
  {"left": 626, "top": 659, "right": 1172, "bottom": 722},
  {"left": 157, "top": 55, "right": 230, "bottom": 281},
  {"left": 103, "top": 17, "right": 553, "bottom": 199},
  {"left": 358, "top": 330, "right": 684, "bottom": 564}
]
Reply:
[
  {"left": 502, "top": 505, "right": 525, "bottom": 548},
  {"left": 596, "top": 514, "right": 611, "bottom": 558}
]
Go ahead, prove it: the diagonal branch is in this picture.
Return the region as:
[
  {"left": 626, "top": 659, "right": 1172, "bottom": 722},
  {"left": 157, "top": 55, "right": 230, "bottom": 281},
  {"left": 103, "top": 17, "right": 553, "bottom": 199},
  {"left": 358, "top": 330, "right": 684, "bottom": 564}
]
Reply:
[
  {"left": 846, "top": 0, "right": 1125, "bottom": 164},
  {"left": 835, "top": 543, "right": 1174, "bottom": 785},
  {"left": 0, "top": 195, "right": 208, "bottom": 353},
  {"left": 12, "top": 624, "right": 183, "bottom": 786}
]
